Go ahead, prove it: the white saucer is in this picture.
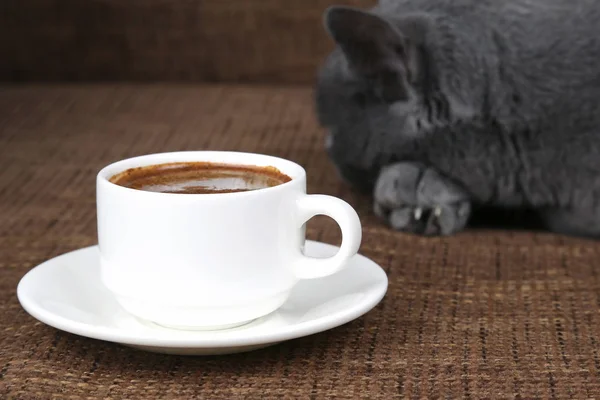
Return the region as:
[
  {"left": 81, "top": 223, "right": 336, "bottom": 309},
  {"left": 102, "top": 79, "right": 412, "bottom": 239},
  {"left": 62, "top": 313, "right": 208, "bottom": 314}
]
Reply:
[{"left": 17, "top": 241, "right": 388, "bottom": 355}]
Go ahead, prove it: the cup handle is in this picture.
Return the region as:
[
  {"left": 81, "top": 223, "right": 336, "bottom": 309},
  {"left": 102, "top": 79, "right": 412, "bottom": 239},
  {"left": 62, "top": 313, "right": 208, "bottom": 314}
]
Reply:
[{"left": 292, "top": 194, "right": 362, "bottom": 279}]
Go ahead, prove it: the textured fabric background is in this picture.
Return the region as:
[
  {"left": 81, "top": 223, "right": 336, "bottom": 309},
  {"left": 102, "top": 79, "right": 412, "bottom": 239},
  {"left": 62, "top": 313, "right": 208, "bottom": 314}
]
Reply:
[
  {"left": 1, "top": 0, "right": 377, "bottom": 83},
  {"left": 2, "top": 85, "right": 600, "bottom": 398}
]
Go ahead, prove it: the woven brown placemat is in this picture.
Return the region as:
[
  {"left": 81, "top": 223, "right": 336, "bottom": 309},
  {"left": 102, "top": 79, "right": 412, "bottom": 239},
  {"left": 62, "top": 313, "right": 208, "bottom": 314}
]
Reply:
[
  {"left": 1, "top": 84, "right": 600, "bottom": 398},
  {"left": 1, "top": 0, "right": 377, "bottom": 84}
]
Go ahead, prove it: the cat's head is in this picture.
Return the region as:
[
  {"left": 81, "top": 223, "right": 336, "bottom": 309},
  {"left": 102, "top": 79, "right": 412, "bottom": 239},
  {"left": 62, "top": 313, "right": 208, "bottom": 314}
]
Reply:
[{"left": 315, "top": 6, "right": 450, "bottom": 191}]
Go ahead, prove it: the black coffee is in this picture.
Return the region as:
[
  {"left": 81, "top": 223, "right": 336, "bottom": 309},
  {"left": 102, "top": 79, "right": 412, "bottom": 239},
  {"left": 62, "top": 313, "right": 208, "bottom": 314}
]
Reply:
[{"left": 110, "top": 162, "right": 292, "bottom": 194}]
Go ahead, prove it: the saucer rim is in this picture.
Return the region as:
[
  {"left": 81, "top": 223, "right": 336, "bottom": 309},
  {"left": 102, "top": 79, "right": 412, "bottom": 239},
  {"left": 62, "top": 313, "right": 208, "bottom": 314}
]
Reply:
[{"left": 17, "top": 241, "right": 388, "bottom": 349}]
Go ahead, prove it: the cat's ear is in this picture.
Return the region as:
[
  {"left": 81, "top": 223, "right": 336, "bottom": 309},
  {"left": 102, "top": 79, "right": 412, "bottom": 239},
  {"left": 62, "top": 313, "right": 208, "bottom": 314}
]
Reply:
[{"left": 324, "top": 6, "right": 412, "bottom": 101}]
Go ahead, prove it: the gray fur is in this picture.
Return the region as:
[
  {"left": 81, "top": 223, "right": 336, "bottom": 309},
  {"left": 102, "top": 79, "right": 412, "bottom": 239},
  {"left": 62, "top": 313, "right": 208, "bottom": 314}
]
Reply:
[{"left": 315, "top": 0, "right": 600, "bottom": 236}]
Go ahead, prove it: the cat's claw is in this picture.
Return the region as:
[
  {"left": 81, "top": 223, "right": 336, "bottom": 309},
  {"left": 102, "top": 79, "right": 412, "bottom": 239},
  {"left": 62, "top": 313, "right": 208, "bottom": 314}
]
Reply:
[
  {"left": 374, "top": 162, "right": 471, "bottom": 236},
  {"left": 414, "top": 207, "right": 423, "bottom": 220}
]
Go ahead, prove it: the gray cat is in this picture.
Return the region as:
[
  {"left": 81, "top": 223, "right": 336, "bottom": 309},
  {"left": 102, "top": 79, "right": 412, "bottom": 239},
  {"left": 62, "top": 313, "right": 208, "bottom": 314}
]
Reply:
[{"left": 315, "top": 0, "right": 600, "bottom": 237}]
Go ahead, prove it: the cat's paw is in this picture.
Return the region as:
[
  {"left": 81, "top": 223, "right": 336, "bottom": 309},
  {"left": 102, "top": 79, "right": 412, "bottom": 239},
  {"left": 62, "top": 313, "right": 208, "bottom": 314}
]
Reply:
[{"left": 374, "top": 162, "right": 471, "bottom": 236}]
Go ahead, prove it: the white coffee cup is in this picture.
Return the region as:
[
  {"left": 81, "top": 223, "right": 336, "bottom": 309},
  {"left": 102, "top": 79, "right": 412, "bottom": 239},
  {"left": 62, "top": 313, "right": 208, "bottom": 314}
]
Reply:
[{"left": 96, "top": 151, "right": 362, "bottom": 330}]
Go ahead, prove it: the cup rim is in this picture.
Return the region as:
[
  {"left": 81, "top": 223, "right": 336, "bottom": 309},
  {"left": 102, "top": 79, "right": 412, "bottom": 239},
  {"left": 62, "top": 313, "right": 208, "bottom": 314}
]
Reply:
[{"left": 97, "top": 151, "right": 306, "bottom": 197}]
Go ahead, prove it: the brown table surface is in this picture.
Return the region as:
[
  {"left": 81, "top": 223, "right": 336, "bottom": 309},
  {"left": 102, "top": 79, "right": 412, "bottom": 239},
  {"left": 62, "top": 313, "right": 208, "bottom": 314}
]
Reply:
[{"left": 2, "top": 84, "right": 600, "bottom": 399}]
